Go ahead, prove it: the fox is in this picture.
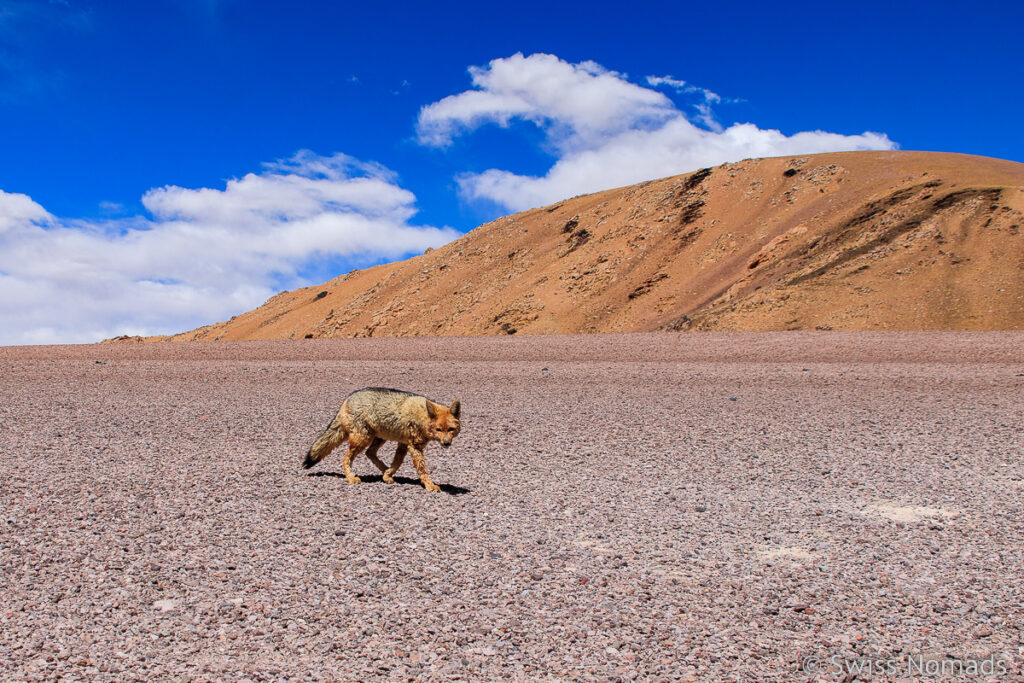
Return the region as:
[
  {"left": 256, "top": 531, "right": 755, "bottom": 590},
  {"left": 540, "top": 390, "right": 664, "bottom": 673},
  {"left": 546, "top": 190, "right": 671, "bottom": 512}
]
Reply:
[{"left": 302, "top": 387, "right": 461, "bottom": 492}]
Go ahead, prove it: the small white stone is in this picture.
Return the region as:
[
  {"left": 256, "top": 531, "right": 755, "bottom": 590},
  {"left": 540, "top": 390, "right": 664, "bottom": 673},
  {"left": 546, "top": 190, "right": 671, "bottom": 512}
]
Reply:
[{"left": 153, "top": 599, "right": 177, "bottom": 612}]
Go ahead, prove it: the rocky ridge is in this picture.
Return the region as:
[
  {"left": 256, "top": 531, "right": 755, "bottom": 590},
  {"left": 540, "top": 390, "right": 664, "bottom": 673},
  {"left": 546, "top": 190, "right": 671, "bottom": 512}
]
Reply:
[{"left": 148, "top": 151, "right": 1024, "bottom": 341}]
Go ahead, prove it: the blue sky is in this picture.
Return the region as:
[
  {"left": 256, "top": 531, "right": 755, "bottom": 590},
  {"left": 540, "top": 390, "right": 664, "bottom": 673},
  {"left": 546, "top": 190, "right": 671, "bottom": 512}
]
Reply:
[{"left": 1, "top": 0, "right": 1022, "bottom": 344}]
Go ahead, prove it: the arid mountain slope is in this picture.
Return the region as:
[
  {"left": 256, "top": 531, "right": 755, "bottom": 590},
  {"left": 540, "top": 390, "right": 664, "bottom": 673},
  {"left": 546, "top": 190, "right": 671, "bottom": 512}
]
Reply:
[{"left": 159, "top": 151, "right": 1024, "bottom": 340}]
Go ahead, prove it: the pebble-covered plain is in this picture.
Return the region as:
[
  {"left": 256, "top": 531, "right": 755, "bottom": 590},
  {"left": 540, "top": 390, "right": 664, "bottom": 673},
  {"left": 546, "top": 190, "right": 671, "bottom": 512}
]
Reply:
[{"left": 2, "top": 332, "right": 1022, "bottom": 681}]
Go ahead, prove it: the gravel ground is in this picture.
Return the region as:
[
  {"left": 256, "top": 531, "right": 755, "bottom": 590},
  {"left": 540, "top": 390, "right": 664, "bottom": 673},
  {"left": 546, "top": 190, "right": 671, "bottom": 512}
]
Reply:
[{"left": 2, "top": 332, "right": 1023, "bottom": 681}]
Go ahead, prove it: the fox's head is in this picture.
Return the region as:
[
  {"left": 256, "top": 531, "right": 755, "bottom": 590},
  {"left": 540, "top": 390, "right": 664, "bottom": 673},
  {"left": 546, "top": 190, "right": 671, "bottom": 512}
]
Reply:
[{"left": 425, "top": 399, "right": 461, "bottom": 448}]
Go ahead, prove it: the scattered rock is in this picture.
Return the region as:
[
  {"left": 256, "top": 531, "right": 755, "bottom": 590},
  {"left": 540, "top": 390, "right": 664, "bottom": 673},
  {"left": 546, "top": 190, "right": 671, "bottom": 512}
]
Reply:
[
  {"left": 153, "top": 599, "right": 177, "bottom": 613},
  {"left": 661, "top": 315, "right": 692, "bottom": 332},
  {"left": 563, "top": 228, "right": 591, "bottom": 254},
  {"left": 628, "top": 273, "right": 669, "bottom": 300},
  {"left": 682, "top": 167, "right": 712, "bottom": 192}
]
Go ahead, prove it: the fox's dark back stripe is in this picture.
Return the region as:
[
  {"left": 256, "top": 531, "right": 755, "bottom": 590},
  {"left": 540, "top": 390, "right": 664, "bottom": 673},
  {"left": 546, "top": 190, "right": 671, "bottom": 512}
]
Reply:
[{"left": 348, "top": 387, "right": 430, "bottom": 400}]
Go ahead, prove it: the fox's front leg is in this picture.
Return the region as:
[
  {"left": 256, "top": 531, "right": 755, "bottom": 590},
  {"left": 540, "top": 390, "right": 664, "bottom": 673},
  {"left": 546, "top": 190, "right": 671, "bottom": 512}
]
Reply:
[
  {"left": 408, "top": 442, "right": 440, "bottom": 492},
  {"left": 382, "top": 444, "right": 407, "bottom": 484}
]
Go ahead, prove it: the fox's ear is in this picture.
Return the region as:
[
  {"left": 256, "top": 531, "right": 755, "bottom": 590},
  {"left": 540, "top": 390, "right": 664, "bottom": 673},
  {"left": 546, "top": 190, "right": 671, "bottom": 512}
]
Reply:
[
  {"left": 450, "top": 399, "right": 461, "bottom": 418},
  {"left": 425, "top": 400, "right": 436, "bottom": 419}
]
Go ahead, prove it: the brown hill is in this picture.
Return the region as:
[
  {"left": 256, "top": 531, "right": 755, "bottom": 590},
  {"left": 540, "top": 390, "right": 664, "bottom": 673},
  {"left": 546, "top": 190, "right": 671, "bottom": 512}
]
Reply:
[{"left": 158, "top": 151, "right": 1024, "bottom": 340}]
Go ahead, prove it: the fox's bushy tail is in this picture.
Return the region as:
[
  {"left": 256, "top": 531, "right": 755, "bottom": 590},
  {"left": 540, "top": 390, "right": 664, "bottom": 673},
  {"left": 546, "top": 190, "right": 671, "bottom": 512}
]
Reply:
[{"left": 303, "top": 412, "right": 346, "bottom": 469}]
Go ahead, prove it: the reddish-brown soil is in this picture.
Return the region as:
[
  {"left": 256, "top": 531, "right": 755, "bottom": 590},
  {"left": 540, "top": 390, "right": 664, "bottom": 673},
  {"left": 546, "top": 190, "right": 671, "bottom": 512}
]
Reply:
[
  {"left": 3, "top": 333, "right": 1023, "bottom": 679},
  {"left": 146, "top": 150, "right": 1024, "bottom": 343}
]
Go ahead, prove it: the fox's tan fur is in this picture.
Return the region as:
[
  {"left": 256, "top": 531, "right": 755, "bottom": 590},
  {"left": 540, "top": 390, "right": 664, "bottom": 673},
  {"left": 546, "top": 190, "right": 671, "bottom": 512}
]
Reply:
[{"left": 303, "top": 387, "right": 461, "bottom": 492}]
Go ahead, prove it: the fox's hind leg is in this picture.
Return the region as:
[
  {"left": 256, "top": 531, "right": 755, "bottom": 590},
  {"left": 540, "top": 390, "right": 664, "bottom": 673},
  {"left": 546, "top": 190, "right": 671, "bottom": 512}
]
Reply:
[
  {"left": 382, "top": 444, "right": 407, "bottom": 484},
  {"left": 342, "top": 430, "right": 373, "bottom": 484},
  {"left": 364, "top": 438, "right": 390, "bottom": 478}
]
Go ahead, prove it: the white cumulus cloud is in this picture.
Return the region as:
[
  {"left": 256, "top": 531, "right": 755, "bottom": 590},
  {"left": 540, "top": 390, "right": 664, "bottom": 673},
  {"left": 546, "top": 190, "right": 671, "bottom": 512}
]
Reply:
[
  {"left": 0, "top": 152, "right": 458, "bottom": 345},
  {"left": 645, "top": 74, "right": 724, "bottom": 131},
  {"left": 417, "top": 52, "right": 678, "bottom": 153},
  {"left": 0, "top": 190, "right": 54, "bottom": 232},
  {"left": 418, "top": 53, "right": 897, "bottom": 211}
]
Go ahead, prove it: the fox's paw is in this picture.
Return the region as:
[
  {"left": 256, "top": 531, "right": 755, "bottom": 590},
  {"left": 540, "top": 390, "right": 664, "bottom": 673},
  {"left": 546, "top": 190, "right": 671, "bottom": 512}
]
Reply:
[
  {"left": 382, "top": 475, "right": 395, "bottom": 484},
  {"left": 345, "top": 476, "right": 362, "bottom": 484},
  {"left": 424, "top": 482, "right": 441, "bottom": 492}
]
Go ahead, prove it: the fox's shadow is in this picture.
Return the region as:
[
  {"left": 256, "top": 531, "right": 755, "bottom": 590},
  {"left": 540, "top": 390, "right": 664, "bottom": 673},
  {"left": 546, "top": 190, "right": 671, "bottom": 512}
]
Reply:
[{"left": 307, "top": 471, "right": 470, "bottom": 496}]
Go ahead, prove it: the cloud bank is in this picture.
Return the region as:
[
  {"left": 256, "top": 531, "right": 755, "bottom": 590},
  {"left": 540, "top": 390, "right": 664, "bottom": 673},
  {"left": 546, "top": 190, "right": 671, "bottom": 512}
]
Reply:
[
  {"left": 417, "top": 53, "right": 896, "bottom": 211},
  {"left": 0, "top": 152, "right": 457, "bottom": 345}
]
